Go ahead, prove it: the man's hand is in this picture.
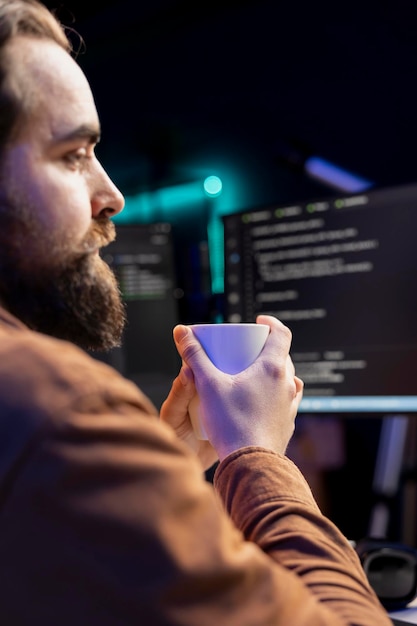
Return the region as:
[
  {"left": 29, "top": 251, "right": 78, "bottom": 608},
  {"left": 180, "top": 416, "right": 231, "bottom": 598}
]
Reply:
[
  {"left": 162, "top": 316, "right": 303, "bottom": 463},
  {"left": 160, "top": 362, "right": 219, "bottom": 471}
]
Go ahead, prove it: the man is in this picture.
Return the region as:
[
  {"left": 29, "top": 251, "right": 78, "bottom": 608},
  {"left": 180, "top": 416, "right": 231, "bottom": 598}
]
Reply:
[{"left": 0, "top": 1, "right": 392, "bottom": 624}]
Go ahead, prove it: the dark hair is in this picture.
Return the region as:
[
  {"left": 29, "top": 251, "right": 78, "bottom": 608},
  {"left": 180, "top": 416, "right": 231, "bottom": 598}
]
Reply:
[{"left": 0, "top": 0, "right": 73, "bottom": 152}]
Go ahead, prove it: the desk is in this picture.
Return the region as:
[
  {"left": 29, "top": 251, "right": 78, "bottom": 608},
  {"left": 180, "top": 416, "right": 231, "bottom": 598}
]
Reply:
[{"left": 389, "top": 597, "right": 417, "bottom": 625}]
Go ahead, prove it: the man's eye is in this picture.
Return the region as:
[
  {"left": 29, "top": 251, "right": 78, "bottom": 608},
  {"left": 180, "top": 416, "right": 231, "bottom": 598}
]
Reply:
[{"left": 64, "top": 150, "right": 89, "bottom": 168}]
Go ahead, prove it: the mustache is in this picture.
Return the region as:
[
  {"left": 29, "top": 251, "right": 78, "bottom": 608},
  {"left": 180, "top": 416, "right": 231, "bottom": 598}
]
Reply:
[{"left": 76, "top": 217, "right": 116, "bottom": 255}]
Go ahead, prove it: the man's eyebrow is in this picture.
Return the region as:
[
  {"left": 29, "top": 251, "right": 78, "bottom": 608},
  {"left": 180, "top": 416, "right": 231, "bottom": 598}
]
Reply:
[{"left": 55, "top": 124, "right": 101, "bottom": 145}]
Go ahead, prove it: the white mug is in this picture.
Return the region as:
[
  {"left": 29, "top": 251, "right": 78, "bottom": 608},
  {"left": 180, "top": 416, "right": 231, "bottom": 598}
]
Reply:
[{"left": 188, "top": 323, "right": 269, "bottom": 439}]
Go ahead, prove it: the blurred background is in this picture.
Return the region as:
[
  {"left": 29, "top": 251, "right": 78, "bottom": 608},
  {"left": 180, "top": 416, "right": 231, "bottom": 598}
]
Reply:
[
  {"left": 43, "top": 0, "right": 417, "bottom": 546},
  {"left": 45, "top": 0, "right": 417, "bottom": 201}
]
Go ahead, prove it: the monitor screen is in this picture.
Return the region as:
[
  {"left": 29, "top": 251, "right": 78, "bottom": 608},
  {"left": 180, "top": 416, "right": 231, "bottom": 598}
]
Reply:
[
  {"left": 223, "top": 182, "right": 417, "bottom": 414},
  {"left": 97, "top": 223, "right": 181, "bottom": 408}
]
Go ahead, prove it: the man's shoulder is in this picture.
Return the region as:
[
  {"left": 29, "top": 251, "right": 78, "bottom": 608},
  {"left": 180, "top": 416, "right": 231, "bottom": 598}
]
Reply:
[
  {"left": 0, "top": 314, "right": 108, "bottom": 381},
  {"left": 0, "top": 314, "right": 156, "bottom": 421}
]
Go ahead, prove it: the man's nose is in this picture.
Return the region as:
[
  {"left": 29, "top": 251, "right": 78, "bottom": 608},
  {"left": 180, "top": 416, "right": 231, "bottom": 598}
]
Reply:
[{"left": 90, "top": 161, "right": 125, "bottom": 218}]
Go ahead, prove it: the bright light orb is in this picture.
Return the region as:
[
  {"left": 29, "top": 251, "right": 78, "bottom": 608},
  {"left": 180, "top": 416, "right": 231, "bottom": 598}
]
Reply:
[{"left": 203, "top": 175, "right": 223, "bottom": 197}]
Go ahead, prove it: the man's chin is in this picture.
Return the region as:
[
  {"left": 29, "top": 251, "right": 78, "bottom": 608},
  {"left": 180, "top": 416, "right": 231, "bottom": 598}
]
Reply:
[
  {"left": 0, "top": 252, "right": 127, "bottom": 352},
  {"left": 60, "top": 254, "right": 127, "bottom": 352}
]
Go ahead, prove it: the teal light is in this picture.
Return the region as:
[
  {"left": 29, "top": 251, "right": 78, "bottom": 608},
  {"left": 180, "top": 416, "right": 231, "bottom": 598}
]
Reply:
[
  {"left": 203, "top": 175, "right": 223, "bottom": 197},
  {"left": 113, "top": 180, "right": 206, "bottom": 224},
  {"left": 111, "top": 168, "right": 245, "bottom": 296}
]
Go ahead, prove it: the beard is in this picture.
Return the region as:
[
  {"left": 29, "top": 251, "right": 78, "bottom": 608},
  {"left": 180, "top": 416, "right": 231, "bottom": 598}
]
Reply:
[{"left": 0, "top": 213, "right": 126, "bottom": 352}]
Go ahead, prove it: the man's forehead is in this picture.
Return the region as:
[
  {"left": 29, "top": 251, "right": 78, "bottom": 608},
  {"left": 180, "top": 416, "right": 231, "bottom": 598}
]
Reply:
[
  {"left": 9, "top": 36, "right": 84, "bottom": 83},
  {"left": 7, "top": 36, "right": 99, "bottom": 137}
]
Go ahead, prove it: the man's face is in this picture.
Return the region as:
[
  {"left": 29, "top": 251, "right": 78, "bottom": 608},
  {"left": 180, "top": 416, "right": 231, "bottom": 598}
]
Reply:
[{"left": 0, "top": 36, "right": 126, "bottom": 350}]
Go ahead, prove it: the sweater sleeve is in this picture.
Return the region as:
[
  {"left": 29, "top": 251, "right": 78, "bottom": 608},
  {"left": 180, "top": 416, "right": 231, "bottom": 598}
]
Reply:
[{"left": 214, "top": 446, "right": 393, "bottom": 626}]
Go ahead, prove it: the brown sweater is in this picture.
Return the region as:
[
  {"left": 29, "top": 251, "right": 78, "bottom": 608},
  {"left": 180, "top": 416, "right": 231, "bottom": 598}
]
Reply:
[{"left": 0, "top": 306, "right": 392, "bottom": 625}]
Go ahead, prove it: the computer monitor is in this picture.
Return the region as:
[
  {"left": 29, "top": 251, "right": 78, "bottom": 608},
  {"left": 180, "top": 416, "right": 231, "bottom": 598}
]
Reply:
[
  {"left": 97, "top": 223, "right": 181, "bottom": 408},
  {"left": 223, "top": 182, "right": 417, "bottom": 415}
]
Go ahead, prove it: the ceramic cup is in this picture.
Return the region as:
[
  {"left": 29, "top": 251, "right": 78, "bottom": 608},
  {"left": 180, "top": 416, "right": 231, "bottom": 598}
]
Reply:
[{"left": 188, "top": 323, "right": 270, "bottom": 439}]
